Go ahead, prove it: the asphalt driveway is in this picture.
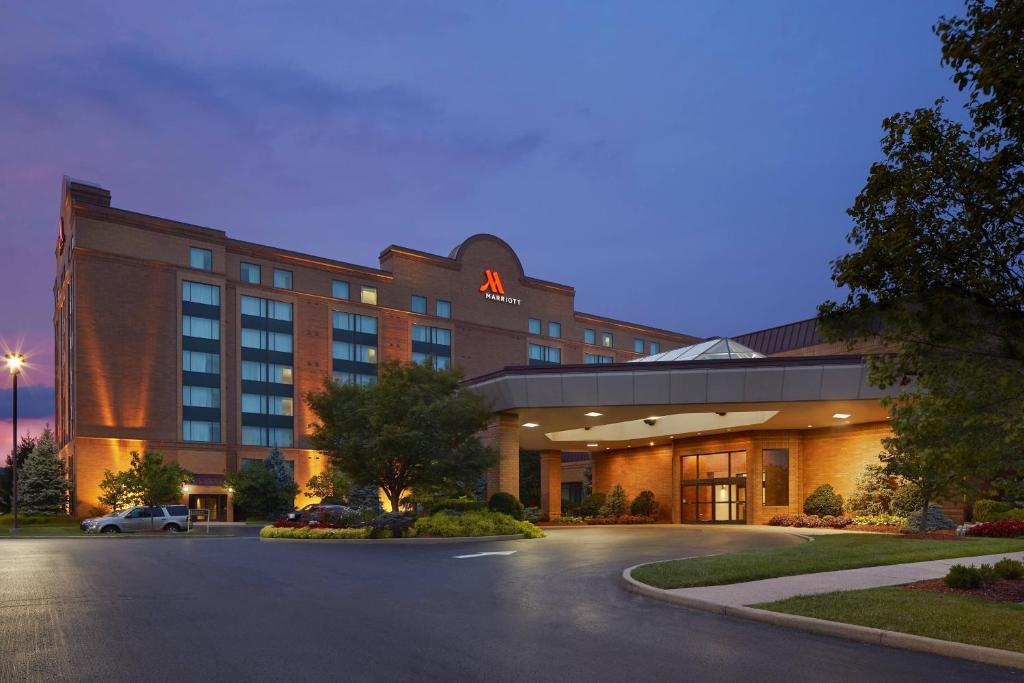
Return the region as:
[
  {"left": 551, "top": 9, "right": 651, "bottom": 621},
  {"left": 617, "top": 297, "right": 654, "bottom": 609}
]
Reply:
[{"left": 0, "top": 526, "right": 1017, "bottom": 682}]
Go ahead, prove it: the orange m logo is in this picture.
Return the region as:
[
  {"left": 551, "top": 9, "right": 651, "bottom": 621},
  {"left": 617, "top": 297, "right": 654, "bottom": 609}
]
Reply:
[{"left": 479, "top": 269, "right": 505, "bottom": 295}]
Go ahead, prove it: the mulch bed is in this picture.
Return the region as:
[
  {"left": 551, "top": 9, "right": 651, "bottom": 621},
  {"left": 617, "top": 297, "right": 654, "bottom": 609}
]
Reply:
[{"left": 904, "top": 578, "right": 1024, "bottom": 604}]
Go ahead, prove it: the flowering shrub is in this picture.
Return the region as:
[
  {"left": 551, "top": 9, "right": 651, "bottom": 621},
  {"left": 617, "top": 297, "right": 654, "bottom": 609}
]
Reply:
[
  {"left": 585, "top": 515, "right": 657, "bottom": 525},
  {"left": 851, "top": 513, "right": 907, "bottom": 527},
  {"left": 768, "top": 514, "right": 853, "bottom": 529},
  {"left": 965, "top": 520, "right": 1024, "bottom": 538},
  {"left": 260, "top": 526, "right": 371, "bottom": 539}
]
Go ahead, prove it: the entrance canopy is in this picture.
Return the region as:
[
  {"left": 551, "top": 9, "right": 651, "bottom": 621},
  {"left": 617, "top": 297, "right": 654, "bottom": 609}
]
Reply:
[{"left": 468, "top": 355, "right": 892, "bottom": 452}]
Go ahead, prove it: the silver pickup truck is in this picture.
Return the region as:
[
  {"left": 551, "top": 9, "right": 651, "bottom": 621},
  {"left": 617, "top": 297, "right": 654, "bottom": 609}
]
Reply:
[{"left": 80, "top": 505, "right": 191, "bottom": 533}]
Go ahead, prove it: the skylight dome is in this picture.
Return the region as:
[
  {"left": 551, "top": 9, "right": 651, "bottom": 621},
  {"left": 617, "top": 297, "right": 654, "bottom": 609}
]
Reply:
[{"left": 630, "top": 337, "right": 764, "bottom": 363}]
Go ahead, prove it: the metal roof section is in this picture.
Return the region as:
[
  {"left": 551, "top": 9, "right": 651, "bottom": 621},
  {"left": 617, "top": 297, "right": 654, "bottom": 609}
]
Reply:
[
  {"left": 629, "top": 337, "right": 764, "bottom": 363},
  {"left": 734, "top": 318, "right": 823, "bottom": 355}
]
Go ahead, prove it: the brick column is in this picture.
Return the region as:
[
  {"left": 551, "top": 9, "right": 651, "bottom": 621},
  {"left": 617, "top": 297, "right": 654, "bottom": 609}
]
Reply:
[
  {"left": 539, "top": 450, "right": 562, "bottom": 518},
  {"left": 484, "top": 413, "right": 519, "bottom": 500}
]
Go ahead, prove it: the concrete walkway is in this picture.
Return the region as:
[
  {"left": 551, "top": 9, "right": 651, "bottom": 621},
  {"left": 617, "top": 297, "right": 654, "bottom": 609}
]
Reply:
[{"left": 665, "top": 551, "right": 1024, "bottom": 607}]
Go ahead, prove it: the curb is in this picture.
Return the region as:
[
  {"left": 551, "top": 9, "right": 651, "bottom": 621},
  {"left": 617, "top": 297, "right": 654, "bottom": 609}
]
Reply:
[
  {"left": 620, "top": 565, "right": 1024, "bottom": 671},
  {"left": 260, "top": 533, "right": 526, "bottom": 544}
]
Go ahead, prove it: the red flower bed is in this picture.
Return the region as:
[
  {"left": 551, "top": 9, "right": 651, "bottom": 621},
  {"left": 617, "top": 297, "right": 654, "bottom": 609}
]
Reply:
[
  {"left": 966, "top": 520, "right": 1024, "bottom": 538},
  {"left": 585, "top": 515, "right": 657, "bottom": 525},
  {"left": 768, "top": 514, "right": 853, "bottom": 529}
]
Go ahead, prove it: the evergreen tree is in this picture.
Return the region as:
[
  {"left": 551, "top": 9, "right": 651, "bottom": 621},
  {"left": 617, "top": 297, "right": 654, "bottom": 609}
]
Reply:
[
  {"left": 265, "top": 447, "right": 294, "bottom": 487},
  {"left": 18, "top": 427, "right": 70, "bottom": 515},
  {"left": 0, "top": 433, "right": 35, "bottom": 513}
]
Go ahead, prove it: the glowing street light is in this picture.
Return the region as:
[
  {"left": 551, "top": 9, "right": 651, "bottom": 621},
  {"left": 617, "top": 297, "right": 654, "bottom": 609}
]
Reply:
[{"left": 5, "top": 353, "right": 25, "bottom": 533}]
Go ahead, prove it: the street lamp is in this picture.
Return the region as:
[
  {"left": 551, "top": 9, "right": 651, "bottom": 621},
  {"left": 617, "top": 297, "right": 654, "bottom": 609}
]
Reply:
[{"left": 5, "top": 353, "right": 25, "bottom": 533}]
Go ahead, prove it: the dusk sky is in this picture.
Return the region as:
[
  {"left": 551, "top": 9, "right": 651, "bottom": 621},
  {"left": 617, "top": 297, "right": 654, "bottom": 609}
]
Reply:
[{"left": 0, "top": 1, "right": 966, "bottom": 449}]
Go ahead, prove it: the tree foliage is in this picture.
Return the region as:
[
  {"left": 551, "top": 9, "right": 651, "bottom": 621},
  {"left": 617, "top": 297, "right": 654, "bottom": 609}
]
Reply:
[
  {"left": 97, "top": 469, "right": 141, "bottom": 511},
  {"left": 18, "top": 427, "right": 70, "bottom": 515},
  {"left": 307, "top": 361, "right": 497, "bottom": 512},
  {"left": 126, "top": 451, "right": 193, "bottom": 529},
  {"left": 225, "top": 450, "right": 299, "bottom": 520},
  {"left": 0, "top": 433, "right": 35, "bottom": 512},
  {"left": 819, "top": 0, "right": 1024, "bottom": 527},
  {"left": 304, "top": 463, "right": 352, "bottom": 503}
]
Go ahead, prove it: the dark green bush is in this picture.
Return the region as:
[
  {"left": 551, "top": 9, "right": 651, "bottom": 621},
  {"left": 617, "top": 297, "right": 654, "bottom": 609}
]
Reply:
[
  {"left": 803, "top": 484, "right": 844, "bottom": 517},
  {"left": 560, "top": 499, "right": 580, "bottom": 516},
  {"left": 599, "top": 484, "right": 628, "bottom": 517},
  {"left": 945, "top": 564, "right": 983, "bottom": 589},
  {"left": 428, "top": 497, "right": 487, "bottom": 515},
  {"left": 973, "top": 499, "right": 1014, "bottom": 522},
  {"left": 890, "top": 482, "right": 923, "bottom": 517},
  {"left": 630, "top": 490, "right": 659, "bottom": 517},
  {"left": 994, "top": 558, "right": 1024, "bottom": 580},
  {"left": 902, "top": 503, "right": 956, "bottom": 532},
  {"left": 488, "top": 492, "right": 525, "bottom": 520},
  {"left": 578, "top": 493, "right": 606, "bottom": 518}
]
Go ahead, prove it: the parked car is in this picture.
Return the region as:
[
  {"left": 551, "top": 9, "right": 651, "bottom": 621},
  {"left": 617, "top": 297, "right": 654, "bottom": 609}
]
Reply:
[
  {"left": 287, "top": 504, "right": 355, "bottom": 522},
  {"left": 80, "top": 505, "right": 191, "bottom": 533}
]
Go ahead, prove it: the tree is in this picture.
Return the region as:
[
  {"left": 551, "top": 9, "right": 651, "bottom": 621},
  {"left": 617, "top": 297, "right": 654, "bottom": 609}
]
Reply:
[
  {"left": 0, "top": 433, "right": 36, "bottom": 513},
  {"left": 305, "top": 463, "right": 352, "bottom": 503},
  {"left": 97, "top": 469, "right": 141, "bottom": 512},
  {"left": 308, "top": 361, "right": 497, "bottom": 513},
  {"left": 225, "top": 451, "right": 299, "bottom": 520},
  {"left": 127, "top": 451, "right": 192, "bottom": 530},
  {"left": 18, "top": 427, "right": 70, "bottom": 515},
  {"left": 518, "top": 450, "right": 541, "bottom": 508},
  {"left": 819, "top": 0, "right": 1024, "bottom": 528}
]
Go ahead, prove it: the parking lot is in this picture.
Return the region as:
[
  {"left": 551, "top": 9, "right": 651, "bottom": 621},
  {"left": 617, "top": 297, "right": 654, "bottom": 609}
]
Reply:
[{"left": 0, "top": 526, "right": 1017, "bottom": 682}]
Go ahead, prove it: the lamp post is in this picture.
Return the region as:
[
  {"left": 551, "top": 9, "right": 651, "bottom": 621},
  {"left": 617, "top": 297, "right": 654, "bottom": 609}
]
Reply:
[{"left": 6, "top": 353, "right": 25, "bottom": 532}]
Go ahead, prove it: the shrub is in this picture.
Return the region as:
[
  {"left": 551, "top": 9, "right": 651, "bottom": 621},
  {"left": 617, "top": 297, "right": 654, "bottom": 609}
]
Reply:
[
  {"left": 1009, "top": 509, "right": 1024, "bottom": 521},
  {"left": 890, "top": 482, "right": 923, "bottom": 517},
  {"left": 578, "top": 493, "right": 606, "bottom": 518},
  {"left": 973, "top": 499, "right": 1015, "bottom": 522},
  {"left": 585, "top": 515, "right": 656, "bottom": 525},
  {"left": 851, "top": 513, "right": 906, "bottom": 527},
  {"left": 945, "top": 564, "right": 985, "bottom": 589},
  {"left": 428, "top": 497, "right": 487, "bottom": 515},
  {"left": 994, "top": 558, "right": 1024, "bottom": 580},
  {"left": 524, "top": 506, "right": 545, "bottom": 523},
  {"left": 367, "top": 512, "right": 416, "bottom": 538},
  {"left": 966, "top": 520, "right": 1024, "bottom": 538},
  {"left": 803, "top": 484, "right": 844, "bottom": 517},
  {"left": 629, "top": 490, "right": 659, "bottom": 517},
  {"left": 768, "top": 514, "right": 853, "bottom": 529},
  {"left": 599, "top": 484, "right": 628, "bottom": 517},
  {"left": 902, "top": 503, "right": 956, "bottom": 532},
  {"left": 553, "top": 515, "right": 585, "bottom": 525},
  {"left": 414, "top": 510, "right": 544, "bottom": 539},
  {"left": 488, "top": 492, "right": 526, "bottom": 520},
  {"left": 260, "top": 525, "right": 370, "bottom": 539}
]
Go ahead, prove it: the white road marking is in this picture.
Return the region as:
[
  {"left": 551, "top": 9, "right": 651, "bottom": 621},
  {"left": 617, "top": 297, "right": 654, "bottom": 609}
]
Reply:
[{"left": 453, "top": 550, "right": 517, "bottom": 559}]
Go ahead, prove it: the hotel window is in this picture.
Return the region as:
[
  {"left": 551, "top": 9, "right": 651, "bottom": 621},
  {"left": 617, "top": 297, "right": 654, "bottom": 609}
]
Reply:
[
  {"left": 332, "top": 311, "right": 379, "bottom": 385},
  {"left": 634, "top": 338, "right": 644, "bottom": 353},
  {"left": 650, "top": 341, "right": 661, "bottom": 354},
  {"left": 182, "top": 281, "right": 220, "bottom": 306},
  {"left": 584, "top": 353, "right": 613, "bottom": 364},
  {"left": 190, "top": 247, "right": 212, "bottom": 271},
  {"left": 273, "top": 268, "right": 293, "bottom": 290},
  {"left": 332, "top": 280, "right": 350, "bottom": 300},
  {"left": 360, "top": 285, "right": 377, "bottom": 305},
  {"left": 528, "top": 343, "right": 561, "bottom": 366},
  {"left": 183, "top": 350, "right": 220, "bottom": 374},
  {"left": 584, "top": 328, "right": 596, "bottom": 345},
  {"left": 181, "top": 280, "right": 221, "bottom": 443},
  {"left": 436, "top": 300, "right": 451, "bottom": 319},
  {"left": 182, "top": 315, "right": 219, "bottom": 340},
  {"left": 601, "top": 332, "right": 613, "bottom": 347},
  {"left": 411, "top": 295, "right": 427, "bottom": 314},
  {"left": 240, "top": 294, "right": 294, "bottom": 449},
  {"left": 548, "top": 322, "right": 561, "bottom": 338},
  {"left": 183, "top": 386, "right": 220, "bottom": 408},
  {"left": 241, "top": 426, "right": 294, "bottom": 448},
  {"left": 412, "top": 324, "right": 452, "bottom": 370},
  {"left": 762, "top": 449, "right": 790, "bottom": 506},
  {"left": 528, "top": 318, "right": 541, "bottom": 335},
  {"left": 240, "top": 262, "right": 261, "bottom": 284},
  {"left": 183, "top": 420, "right": 221, "bottom": 443}
]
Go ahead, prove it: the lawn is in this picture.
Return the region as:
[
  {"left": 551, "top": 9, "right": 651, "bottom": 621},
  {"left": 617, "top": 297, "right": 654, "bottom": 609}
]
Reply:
[
  {"left": 756, "top": 587, "right": 1024, "bottom": 653},
  {"left": 0, "top": 514, "right": 82, "bottom": 535},
  {"left": 630, "top": 534, "right": 1024, "bottom": 589}
]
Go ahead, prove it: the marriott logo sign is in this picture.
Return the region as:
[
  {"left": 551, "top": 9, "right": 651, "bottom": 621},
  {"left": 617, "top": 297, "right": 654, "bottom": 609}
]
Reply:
[{"left": 479, "top": 269, "right": 521, "bottom": 305}]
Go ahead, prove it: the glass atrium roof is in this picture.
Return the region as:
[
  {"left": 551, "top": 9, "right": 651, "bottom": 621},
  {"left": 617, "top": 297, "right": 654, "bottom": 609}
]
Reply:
[{"left": 630, "top": 337, "right": 765, "bottom": 363}]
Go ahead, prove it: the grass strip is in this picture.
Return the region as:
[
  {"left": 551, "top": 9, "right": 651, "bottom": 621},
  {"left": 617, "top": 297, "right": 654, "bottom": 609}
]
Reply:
[{"left": 631, "top": 535, "right": 1024, "bottom": 589}]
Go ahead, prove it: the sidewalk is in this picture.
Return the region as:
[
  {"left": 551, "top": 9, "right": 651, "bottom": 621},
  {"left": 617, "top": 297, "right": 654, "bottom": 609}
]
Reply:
[{"left": 666, "top": 550, "right": 1024, "bottom": 607}]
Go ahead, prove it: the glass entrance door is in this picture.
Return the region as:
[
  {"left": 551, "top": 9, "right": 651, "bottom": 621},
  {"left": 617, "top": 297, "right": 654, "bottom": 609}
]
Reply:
[{"left": 680, "top": 451, "right": 747, "bottom": 523}]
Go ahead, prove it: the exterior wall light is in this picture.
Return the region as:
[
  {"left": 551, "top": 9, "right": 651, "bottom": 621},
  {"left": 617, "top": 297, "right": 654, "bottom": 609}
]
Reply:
[
  {"left": 832, "top": 413, "right": 851, "bottom": 419},
  {"left": 584, "top": 412, "right": 602, "bottom": 417},
  {"left": 521, "top": 422, "right": 539, "bottom": 428}
]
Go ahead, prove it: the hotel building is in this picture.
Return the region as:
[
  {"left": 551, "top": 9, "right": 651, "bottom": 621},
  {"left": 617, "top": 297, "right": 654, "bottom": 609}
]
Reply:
[{"left": 53, "top": 177, "right": 916, "bottom": 523}]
